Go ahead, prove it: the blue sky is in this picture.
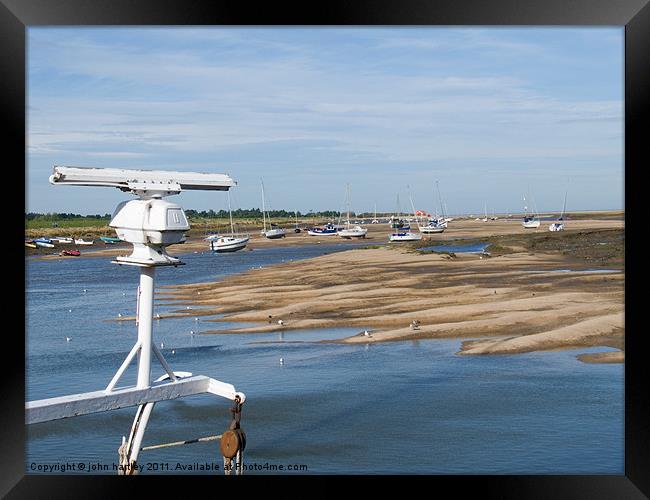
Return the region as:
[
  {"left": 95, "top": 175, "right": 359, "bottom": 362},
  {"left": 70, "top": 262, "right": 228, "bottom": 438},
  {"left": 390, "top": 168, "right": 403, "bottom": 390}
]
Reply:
[{"left": 27, "top": 27, "right": 623, "bottom": 216}]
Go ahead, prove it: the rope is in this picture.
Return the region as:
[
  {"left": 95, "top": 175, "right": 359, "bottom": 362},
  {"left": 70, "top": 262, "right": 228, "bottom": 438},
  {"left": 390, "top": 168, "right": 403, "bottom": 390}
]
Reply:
[{"left": 141, "top": 434, "right": 222, "bottom": 452}]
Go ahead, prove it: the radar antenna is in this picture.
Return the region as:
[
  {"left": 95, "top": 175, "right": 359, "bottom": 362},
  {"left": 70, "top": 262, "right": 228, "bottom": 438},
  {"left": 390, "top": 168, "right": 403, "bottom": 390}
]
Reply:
[{"left": 27, "top": 166, "right": 247, "bottom": 475}]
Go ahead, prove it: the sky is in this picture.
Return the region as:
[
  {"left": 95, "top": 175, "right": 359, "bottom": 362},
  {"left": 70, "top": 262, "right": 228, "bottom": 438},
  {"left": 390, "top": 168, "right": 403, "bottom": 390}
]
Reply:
[{"left": 26, "top": 27, "right": 624, "bottom": 216}]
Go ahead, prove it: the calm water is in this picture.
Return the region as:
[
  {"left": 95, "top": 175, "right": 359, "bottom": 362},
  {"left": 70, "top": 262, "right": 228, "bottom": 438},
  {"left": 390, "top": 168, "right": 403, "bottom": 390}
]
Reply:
[
  {"left": 419, "top": 242, "right": 490, "bottom": 254},
  {"left": 25, "top": 243, "right": 623, "bottom": 475}
]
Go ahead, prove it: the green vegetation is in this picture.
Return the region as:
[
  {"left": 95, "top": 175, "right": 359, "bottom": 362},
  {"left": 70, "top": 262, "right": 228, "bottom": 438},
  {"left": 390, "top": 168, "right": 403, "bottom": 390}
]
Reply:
[{"left": 411, "top": 228, "right": 624, "bottom": 266}]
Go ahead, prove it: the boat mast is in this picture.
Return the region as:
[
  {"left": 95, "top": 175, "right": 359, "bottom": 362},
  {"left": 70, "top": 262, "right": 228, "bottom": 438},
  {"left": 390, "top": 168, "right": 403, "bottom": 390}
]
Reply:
[
  {"left": 395, "top": 193, "right": 401, "bottom": 220},
  {"left": 346, "top": 184, "right": 351, "bottom": 229},
  {"left": 432, "top": 183, "right": 439, "bottom": 221},
  {"left": 560, "top": 184, "right": 568, "bottom": 220},
  {"left": 227, "top": 190, "right": 234, "bottom": 237},
  {"left": 261, "top": 179, "right": 267, "bottom": 232},
  {"left": 523, "top": 194, "right": 528, "bottom": 217},
  {"left": 408, "top": 186, "right": 419, "bottom": 231}
]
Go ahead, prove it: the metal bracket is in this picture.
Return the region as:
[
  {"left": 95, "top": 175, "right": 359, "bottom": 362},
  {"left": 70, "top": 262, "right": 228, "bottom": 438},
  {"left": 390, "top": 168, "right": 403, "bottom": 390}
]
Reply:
[{"left": 26, "top": 375, "right": 245, "bottom": 424}]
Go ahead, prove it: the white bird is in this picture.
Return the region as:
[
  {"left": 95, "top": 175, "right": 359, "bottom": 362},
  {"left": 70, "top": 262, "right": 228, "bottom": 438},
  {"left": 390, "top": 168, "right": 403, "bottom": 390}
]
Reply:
[
  {"left": 68, "top": 309, "right": 72, "bottom": 313},
  {"left": 65, "top": 337, "right": 71, "bottom": 342},
  {"left": 279, "top": 357, "right": 284, "bottom": 366},
  {"left": 155, "top": 313, "right": 161, "bottom": 319},
  {"left": 123, "top": 292, "right": 126, "bottom": 296},
  {"left": 186, "top": 306, "right": 191, "bottom": 310},
  {"left": 160, "top": 342, "right": 164, "bottom": 348},
  {"left": 190, "top": 330, "right": 195, "bottom": 335},
  {"left": 197, "top": 291, "right": 201, "bottom": 295},
  {"left": 83, "top": 289, "right": 87, "bottom": 293},
  {"left": 117, "top": 313, "right": 122, "bottom": 318},
  {"left": 277, "top": 319, "right": 284, "bottom": 326},
  {"left": 364, "top": 330, "right": 370, "bottom": 337},
  {"left": 195, "top": 317, "right": 199, "bottom": 321},
  {"left": 171, "top": 350, "right": 176, "bottom": 355}
]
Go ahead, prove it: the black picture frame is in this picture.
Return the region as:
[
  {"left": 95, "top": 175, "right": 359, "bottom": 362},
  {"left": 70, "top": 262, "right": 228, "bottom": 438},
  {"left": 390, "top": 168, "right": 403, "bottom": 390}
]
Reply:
[{"left": 5, "top": 1, "right": 648, "bottom": 497}]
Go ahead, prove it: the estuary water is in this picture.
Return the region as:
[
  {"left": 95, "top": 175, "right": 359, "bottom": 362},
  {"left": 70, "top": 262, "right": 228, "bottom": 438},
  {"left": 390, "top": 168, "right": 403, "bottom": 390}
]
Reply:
[{"left": 25, "top": 243, "right": 623, "bottom": 475}]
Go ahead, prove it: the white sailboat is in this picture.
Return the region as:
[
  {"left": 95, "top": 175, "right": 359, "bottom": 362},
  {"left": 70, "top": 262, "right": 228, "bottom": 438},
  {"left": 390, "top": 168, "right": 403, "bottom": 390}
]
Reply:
[
  {"left": 522, "top": 191, "right": 541, "bottom": 229},
  {"left": 549, "top": 185, "right": 568, "bottom": 232},
  {"left": 435, "top": 180, "right": 449, "bottom": 226},
  {"left": 206, "top": 190, "right": 250, "bottom": 252},
  {"left": 371, "top": 203, "right": 379, "bottom": 224},
  {"left": 294, "top": 211, "right": 302, "bottom": 233},
  {"left": 338, "top": 184, "right": 367, "bottom": 239},
  {"left": 389, "top": 193, "right": 410, "bottom": 230},
  {"left": 260, "top": 179, "right": 286, "bottom": 239},
  {"left": 420, "top": 181, "right": 446, "bottom": 234},
  {"left": 389, "top": 190, "right": 422, "bottom": 242}
]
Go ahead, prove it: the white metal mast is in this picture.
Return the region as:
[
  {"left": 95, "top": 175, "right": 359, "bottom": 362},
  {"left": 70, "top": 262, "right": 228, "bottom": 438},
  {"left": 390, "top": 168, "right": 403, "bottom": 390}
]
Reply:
[{"left": 261, "top": 179, "right": 267, "bottom": 232}]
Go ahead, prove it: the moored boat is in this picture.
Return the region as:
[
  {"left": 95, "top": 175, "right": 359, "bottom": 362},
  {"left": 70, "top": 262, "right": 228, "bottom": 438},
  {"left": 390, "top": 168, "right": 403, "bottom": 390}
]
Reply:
[
  {"left": 389, "top": 231, "right": 422, "bottom": 242},
  {"left": 549, "top": 184, "right": 568, "bottom": 232},
  {"left": 522, "top": 216, "right": 541, "bottom": 229},
  {"left": 74, "top": 238, "right": 94, "bottom": 245},
  {"left": 60, "top": 249, "right": 81, "bottom": 256},
  {"left": 390, "top": 189, "right": 423, "bottom": 242},
  {"left": 419, "top": 220, "right": 446, "bottom": 234},
  {"left": 308, "top": 223, "right": 338, "bottom": 236},
  {"left": 338, "top": 225, "right": 367, "bottom": 238},
  {"left": 522, "top": 192, "right": 540, "bottom": 229},
  {"left": 33, "top": 238, "right": 55, "bottom": 248},
  {"left": 207, "top": 235, "right": 250, "bottom": 252},
  {"left": 337, "top": 184, "right": 368, "bottom": 239},
  {"left": 100, "top": 236, "right": 123, "bottom": 244},
  {"left": 260, "top": 180, "right": 286, "bottom": 239},
  {"left": 207, "top": 190, "right": 250, "bottom": 252},
  {"left": 51, "top": 236, "right": 74, "bottom": 244}
]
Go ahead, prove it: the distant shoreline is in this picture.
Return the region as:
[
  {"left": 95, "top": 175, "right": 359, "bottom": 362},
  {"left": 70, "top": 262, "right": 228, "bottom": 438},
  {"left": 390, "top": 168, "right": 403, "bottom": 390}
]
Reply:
[{"left": 26, "top": 211, "right": 624, "bottom": 261}]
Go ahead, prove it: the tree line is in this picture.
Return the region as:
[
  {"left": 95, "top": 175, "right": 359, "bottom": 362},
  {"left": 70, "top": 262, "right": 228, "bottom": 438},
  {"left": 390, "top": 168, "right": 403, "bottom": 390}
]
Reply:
[
  {"left": 25, "top": 209, "right": 357, "bottom": 220},
  {"left": 25, "top": 212, "right": 111, "bottom": 220}
]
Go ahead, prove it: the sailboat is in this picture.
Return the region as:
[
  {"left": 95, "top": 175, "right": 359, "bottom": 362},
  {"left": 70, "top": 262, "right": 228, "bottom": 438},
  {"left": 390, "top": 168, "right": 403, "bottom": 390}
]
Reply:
[
  {"left": 389, "top": 194, "right": 410, "bottom": 230},
  {"left": 434, "top": 181, "right": 449, "bottom": 226},
  {"left": 549, "top": 185, "right": 568, "bottom": 232},
  {"left": 389, "top": 190, "right": 422, "bottom": 242},
  {"left": 260, "top": 179, "right": 286, "bottom": 239},
  {"left": 522, "top": 191, "right": 541, "bottom": 229},
  {"left": 337, "top": 184, "right": 367, "bottom": 239},
  {"left": 371, "top": 204, "right": 379, "bottom": 224},
  {"left": 420, "top": 182, "right": 446, "bottom": 234},
  {"left": 206, "top": 190, "right": 249, "bottom": 252},
  {"left": 482, "top": 202, "right": 489, "bottom": 222},
  {"left": 294, "top": 211, "right": 302, "bottom": 233}
]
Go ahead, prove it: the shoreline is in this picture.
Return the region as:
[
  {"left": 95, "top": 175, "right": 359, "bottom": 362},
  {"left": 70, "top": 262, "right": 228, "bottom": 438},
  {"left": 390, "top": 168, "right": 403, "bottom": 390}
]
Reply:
[
  {"left": 151, "top": 223, "right": 624, "bottom": 364},
  {"left": 27, "top": 216, "right": 623, "bottom": 261},
  {"left": 28, "top": 218, "right": 625, "bottom": 364}
]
